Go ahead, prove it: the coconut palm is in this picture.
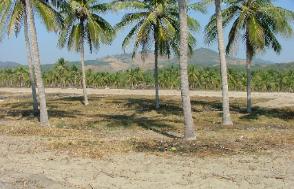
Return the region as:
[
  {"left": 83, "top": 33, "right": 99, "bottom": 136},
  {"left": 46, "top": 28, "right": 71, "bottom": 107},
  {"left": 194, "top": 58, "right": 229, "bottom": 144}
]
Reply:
[
  {"left": 114, "top": 0, "right": 198, "bottom": 109},
  {"left": 213, "top": 0, "right": 233, "bottom": 125},
  {"left": 177, "top": 0, "right": 196, "bottom": 140},
  {"left": 206, "top": 0, "right": 294, "bottom": 113},
  {"left": 0, "top": 0, "right": 62, "bottom": 124},
  {"left": 26, "top": 0, "right": 49, "bottom": 125},
  {"left": 14, "top": 66, "right": 29, "bottom": 87},
  {"left": 58, "top": 0, "right": 114, "bottom": 106}
]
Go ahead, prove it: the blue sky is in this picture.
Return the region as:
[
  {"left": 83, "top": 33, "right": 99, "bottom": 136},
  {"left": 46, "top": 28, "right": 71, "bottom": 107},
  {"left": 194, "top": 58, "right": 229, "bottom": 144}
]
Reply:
[{"left": 0, "top": 0, "right": 294, "bottom": 64}]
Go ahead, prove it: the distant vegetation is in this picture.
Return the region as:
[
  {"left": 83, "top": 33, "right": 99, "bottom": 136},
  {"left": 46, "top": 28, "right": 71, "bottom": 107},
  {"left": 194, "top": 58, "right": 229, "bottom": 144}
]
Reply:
[{"left": 0, "top": 59, "right": 293, "bottom": 92}]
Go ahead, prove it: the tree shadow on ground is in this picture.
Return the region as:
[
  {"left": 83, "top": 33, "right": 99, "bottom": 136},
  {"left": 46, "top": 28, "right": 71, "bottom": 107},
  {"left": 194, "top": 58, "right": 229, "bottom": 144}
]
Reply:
[
  {"left": 190, "top": 99, "right": 294, "bottom": 121},
  {"left": 49, "top": 96, "right": 84, "bottom": 105},
  {"left": 49, "top": 95, "right": 107, "bottom": 106},
  {"left": 190, "top": 99, "right": 245, "bottom": 113},
  {"left": 4, "top": 109, "right": 82, "bottom": 120},
  {"left": 93, "top": 113, "right": 180, "bottom": 138},
  {"left": 1, "top": 101, "right": 82, "bottom": 120},
  {"left": 125, "top": 98, "right": 183, "bottom": 116},
  {"left": 111, "top": 97, "right": 294, "bottom": 122},
  {"left": 240, "top": 107, "right": 294, "bottom": 121}
]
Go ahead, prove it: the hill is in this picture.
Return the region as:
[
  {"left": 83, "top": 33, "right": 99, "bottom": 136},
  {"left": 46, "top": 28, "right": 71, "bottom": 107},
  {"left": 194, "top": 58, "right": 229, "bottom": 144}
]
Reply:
[
  {"left": 253, "top": 61, "right": 294, "bottom": 71},
  {"left": 67, "top": 48, "right": 273, "bottom": 72},
  {"left": 0, "top": 61, "right": 22, "bottom": 69},
  {"left": 188, "top": 48, "right": 274, "bottom": 66},
  {"left": 0, "top": 48, "right": 284, "bottom": 72}
]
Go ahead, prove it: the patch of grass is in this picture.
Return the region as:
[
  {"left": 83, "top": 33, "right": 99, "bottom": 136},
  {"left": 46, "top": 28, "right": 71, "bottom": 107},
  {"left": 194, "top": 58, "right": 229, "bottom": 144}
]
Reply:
[{"left": 56, "top": 120, "right": 66, "bottom": 128}]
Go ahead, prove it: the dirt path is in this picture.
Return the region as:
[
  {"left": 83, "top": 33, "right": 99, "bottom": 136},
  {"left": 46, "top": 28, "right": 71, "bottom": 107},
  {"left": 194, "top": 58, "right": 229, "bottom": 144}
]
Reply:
[
  {"left": 0, "top": 135, "right": 293, "bottom": 189},
  {"left": 0, "top": 88, "right": 293, "bottom": 108}
]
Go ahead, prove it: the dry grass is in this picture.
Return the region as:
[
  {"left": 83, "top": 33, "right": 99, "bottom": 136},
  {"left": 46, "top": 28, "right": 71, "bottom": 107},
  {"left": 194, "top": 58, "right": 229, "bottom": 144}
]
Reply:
[{"left": 0, "top": 92, "right": 293, "bottom": 159}]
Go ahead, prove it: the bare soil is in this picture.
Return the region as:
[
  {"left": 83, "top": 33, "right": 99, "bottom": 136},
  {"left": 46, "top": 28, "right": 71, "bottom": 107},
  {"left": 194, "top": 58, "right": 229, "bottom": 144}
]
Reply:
[
  {"left": 0, "top": 89, "right": 293, "bottom": 188},
  {"left": 0, "top": 135, "right": 293, "bottom": 189},
  {"left": 0, "top": 88, "right": 293, "bottom": 108}
]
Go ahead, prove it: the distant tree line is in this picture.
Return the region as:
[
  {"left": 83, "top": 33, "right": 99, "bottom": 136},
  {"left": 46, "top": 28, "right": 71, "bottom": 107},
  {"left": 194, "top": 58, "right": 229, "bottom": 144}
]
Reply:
[{"left": 1, "top": 60, "right": 293, "bottom": 92}]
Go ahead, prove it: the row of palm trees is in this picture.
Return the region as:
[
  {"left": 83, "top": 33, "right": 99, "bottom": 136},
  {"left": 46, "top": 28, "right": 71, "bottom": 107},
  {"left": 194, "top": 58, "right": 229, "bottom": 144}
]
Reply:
[
  {"left": 0, "top": 0, "right": 293, "bottom": 140},
  {"left": 1, "top": 63, "right": 294, "bottom": 91}
]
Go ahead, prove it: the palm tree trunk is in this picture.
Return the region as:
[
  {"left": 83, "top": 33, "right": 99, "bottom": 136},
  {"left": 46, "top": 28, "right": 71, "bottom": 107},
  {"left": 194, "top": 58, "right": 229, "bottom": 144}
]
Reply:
[
  {"left": 178, "top": 0, "right": 196, "bottom": 141},
  {"left": 80, "top": 42, "right": 89, "bottom": 106},
  {"left": 246, "top": 45, "right": 253, "bottom": 113},
  {"left": 154, "top": 33, "right": 160, "bottom": 109},
  {"left": 214, "top": 0, "right": 233, "bottom": 126},
  {"left": 25, "top": 0, "right": 49, "bottom": 126},
  {"left": 24, "top": 10, "right": 39, "bottom": 117}
]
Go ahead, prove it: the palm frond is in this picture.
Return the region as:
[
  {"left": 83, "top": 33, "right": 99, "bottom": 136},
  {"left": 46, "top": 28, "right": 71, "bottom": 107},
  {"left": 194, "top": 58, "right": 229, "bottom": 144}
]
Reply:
[{"left": 34, "top": 0, "right": 63, "bottom": 32}]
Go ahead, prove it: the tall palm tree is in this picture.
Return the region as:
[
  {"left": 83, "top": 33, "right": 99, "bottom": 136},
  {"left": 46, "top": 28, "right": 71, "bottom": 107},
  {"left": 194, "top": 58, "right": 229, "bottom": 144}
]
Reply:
[
  {"left": 214, "top": 0, "right": 233, "bottom": 125},
  {"left": 114, "top": 0, "right": 198, "bottom": 109},
  {"left": 206, "top": 0, "right": 294, "bottom": 113},
  {"left": 178, "top": 0, "right": 196, "bottom": 140},
  {"left": 1, "top": 0, "right": 61, "bottom": 124},
  {"left": 58, "top": 0, "right": 114, "bottom": 105},
  {"left": 26, "top": 0, "right": 49, "bottom": 125},
  {"left": 24, "top": 12, "right": 40, "bottom": 116}
]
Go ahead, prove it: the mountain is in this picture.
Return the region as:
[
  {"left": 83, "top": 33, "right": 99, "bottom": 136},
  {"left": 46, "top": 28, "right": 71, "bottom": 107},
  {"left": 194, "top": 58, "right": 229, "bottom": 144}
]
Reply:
[
  {"left": 253, "top": 61, "right": 294, "bottom": 70},
  {"left": 187, "top": 48, "right": 273, "bottom": 66},
  {"left": 49, "top": 52, "right": 172, "bottom": 72},
  {"left": 64, "top": 48, "right": 272, "bottom": 72},
  {"left": 0, "top": 61, "right": 22, "bottom": 68},
  {"left": 0, "top": 48, "right": 285, "bottom": 71}
]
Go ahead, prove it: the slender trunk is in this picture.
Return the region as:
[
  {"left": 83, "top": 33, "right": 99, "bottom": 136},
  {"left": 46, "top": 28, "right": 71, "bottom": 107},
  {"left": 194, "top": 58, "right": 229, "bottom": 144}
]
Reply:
[
  {"left": 178, "top": 0, "right": 196, "bottom": 140},
  {"left": 154, "top": 31, "right": 160, "bottom": 109},
  {"left": 246, "top": 46, "right": 253, "bottom": 113},
  {"left": 25, "top": 0, "right": 49, "bottom": 126},
  {"left": 215, "top": 0, "right": 233, "bottom": 126},
  {"left": 24, "top": 10, "right": 39, "bottom": 116},
  {"left": 80, "top": 42, "right": 89, "bottom": 105}
]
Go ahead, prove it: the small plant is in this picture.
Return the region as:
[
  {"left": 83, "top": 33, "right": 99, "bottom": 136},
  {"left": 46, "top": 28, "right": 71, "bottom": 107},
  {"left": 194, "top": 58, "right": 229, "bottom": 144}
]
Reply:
[{"left": 56, "top": 120, "right": 66, "bottom": 128}]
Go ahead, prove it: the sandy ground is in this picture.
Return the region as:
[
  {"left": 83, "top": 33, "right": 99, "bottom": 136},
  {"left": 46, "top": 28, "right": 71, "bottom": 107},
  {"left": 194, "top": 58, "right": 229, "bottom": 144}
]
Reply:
[
  {"left": 0, "top": 135, "right": 293, "bottom": 189},
  {"left": 0, "top": 88, "right": 294, "bottom": 188},
  {"left": 0, "top": 88, "right": 294, "bottom": 108}
]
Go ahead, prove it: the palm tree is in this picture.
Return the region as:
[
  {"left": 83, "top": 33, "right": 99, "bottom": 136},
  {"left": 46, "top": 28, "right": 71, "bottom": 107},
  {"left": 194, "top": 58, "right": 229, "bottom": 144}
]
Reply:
[
  {"left": 114, "top": 0, "right": 197, "bottom": 109},
  {"left": 0, "top": 0, "right": 60, "bottom": 116},
  {"left": 24, "top": 11, "right": 39, "bottom": 116},
  {"left": 14, "top": 66, "right": 29, "bottom": 87},
  {"left": 26, "top": 0, "right": 48, "bottom": 125},
  {"left": 214, "top": 0, "right": 233, "bottom": 125},
  {"left": 1, "top": 0, "right": 61, "bottom": 124},
  {"left": 206, "top": 0, "right": 294, "bottom": 113},
  {"left": 178, "top": 0, "right": 196, "bottom": 140},
  {"left": 58, "top": 0, "right": 114, "bottom": 106}
]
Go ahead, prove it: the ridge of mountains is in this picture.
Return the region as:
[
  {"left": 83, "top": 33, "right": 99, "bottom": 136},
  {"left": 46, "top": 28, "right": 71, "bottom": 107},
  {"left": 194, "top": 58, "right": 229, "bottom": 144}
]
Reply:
[
  {"left": 0, "top": 48, "right": 289, "bottom": 72},
  {"left": 0, "top": 61, "right": 23, "bottom": 69}
]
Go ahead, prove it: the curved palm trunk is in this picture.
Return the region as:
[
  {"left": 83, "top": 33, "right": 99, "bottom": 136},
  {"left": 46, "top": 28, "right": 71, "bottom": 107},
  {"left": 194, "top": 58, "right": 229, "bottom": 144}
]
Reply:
[
  {"left": 215, "top": 0, "right": 233, "bottom": 126},
  {"left": 154, "top": 33, "right": 160, "bottom": 109},
  {"left": 80, "top": 42, "right": 89, "bottom": 106},
  {"left": 25, "top": 0, "right": 49, "bottom": 126},
  {"left": 178, "top": 0, "right": 196, "bottom": 141},
  {"left": 246, "top": 43, "right": 253, "bottom": 113},
  {"left": 24, "top": 10, "right": 39, "bottom": 116}
]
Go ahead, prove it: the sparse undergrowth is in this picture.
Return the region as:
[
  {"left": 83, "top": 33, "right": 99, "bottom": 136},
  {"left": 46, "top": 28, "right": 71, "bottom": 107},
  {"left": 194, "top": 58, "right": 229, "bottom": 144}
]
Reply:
[{"left": 0, "top": 92, "right": 293, "bottom": 159}]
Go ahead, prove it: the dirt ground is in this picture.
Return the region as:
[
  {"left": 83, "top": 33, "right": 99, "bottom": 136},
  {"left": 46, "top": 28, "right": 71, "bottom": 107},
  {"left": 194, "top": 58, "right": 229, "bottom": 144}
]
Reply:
[
  {"left": 0, "top": 88, "right": 293, "bottom": 188},
  {"left": 0, "top": 135, "right": 293, "bottom": 189},
  {"left": 0, "top": 88, "right": 293, "bottom": 108}
]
